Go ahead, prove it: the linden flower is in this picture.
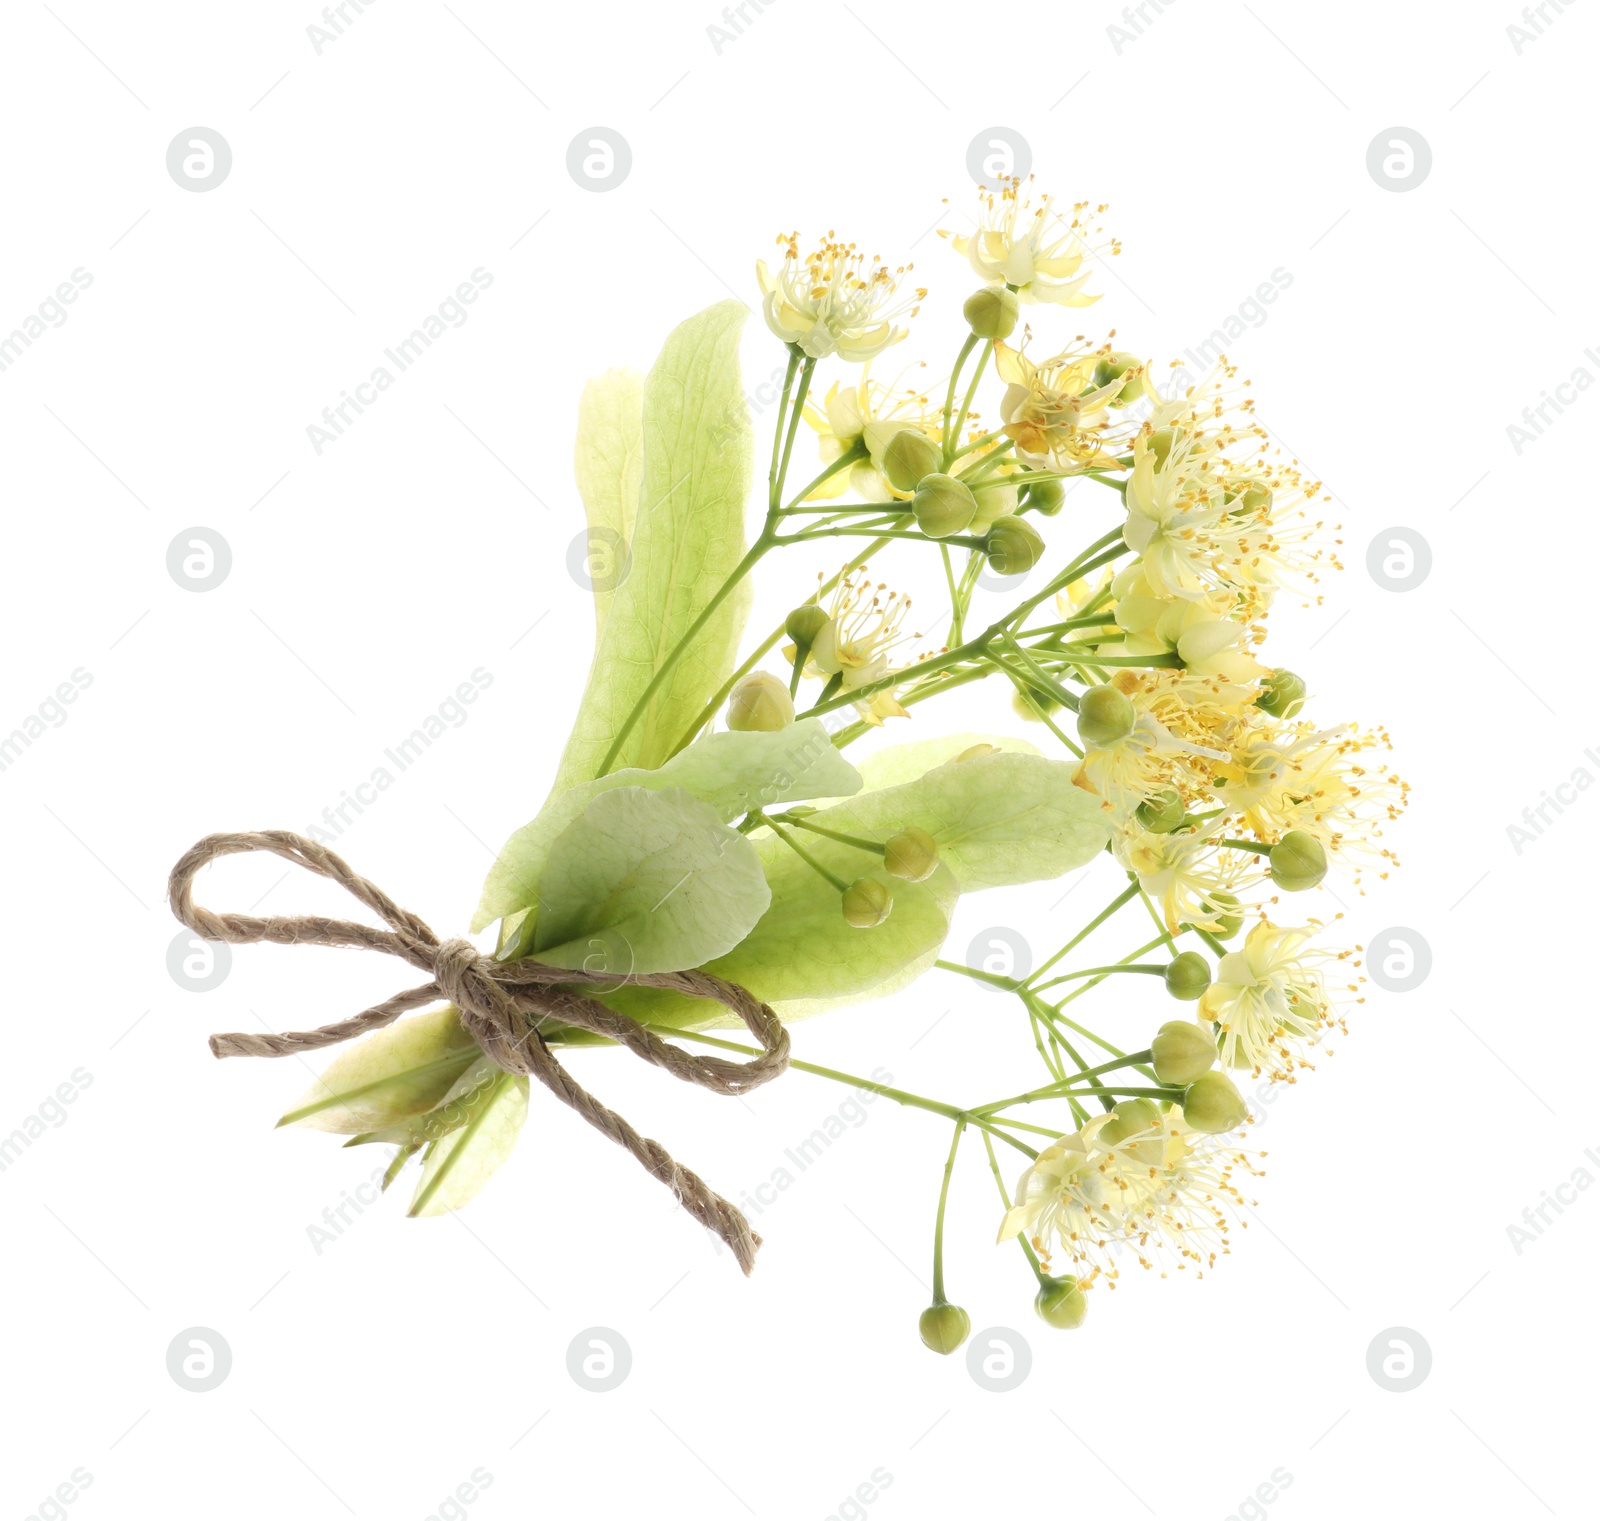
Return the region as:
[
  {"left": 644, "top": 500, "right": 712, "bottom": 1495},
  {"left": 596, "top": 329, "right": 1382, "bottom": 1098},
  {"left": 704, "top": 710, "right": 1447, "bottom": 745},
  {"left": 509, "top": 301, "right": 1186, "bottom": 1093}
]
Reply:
[
  {"left": 1119, "top": 820, "right": 1258, "bottom": 934},
  {"left": 757, "top": 233, "right": 924, "bottom": 362},
  {"left": 1214, "top": 721, "right": 1407, "bottom": 885},
  {"left": 803, "top": 369, "right": 937, "bottom": 501},
  {"left": 946, "top": 179, "right": 1117, "bottom": 306},
  {"left": 998, "top": 1108, "right": 1253, "bottom": 1280},
  {"left": 994, "top": 342, "right": 1127, "bottom": 470},
  {"left": 1199, "top": 921, "right": 1354, "bottom": 1076},
  {"left": 1073, "top": 674, "right": 1227, "bottom": 821},
  {"left": 805, "top": 568, "right": 923, "bottom": 725}
]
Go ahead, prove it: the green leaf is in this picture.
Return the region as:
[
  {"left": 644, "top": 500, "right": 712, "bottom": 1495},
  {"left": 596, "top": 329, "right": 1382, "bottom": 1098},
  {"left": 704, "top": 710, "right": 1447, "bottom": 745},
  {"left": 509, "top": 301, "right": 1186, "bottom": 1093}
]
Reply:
[
  {"left": 854, "top": 731, "right": 1041, "bottom": 791},
  {"left": 472, "top": 720, "right": 861, "bottom": 932},
  {"left": 571, "top": 749, "right": 1102, "bottom": 1036},
  {"left": 346, "top": 1054, "right": 503, "bottom": 1148},
  {"left": 533, "top": 786, "right": 772, "bottom": 975},
  {"left": 597, "top": 843, "right": 958, "bottom": 1034},
  {"left": 277, "top": 1006, "right": 479, "bottom": 1136},
  {"left": 550, "top": 301, "right": 754, "bottom": 794},
  {"left": 573, "top": 368, "right": 645, "bottom": 639},
  {"left": 833, "top": 748, "right": 1109, "bottom": 892},
  {"left": 408, "top": 1067, "right": 529, "bottom": 1217}
]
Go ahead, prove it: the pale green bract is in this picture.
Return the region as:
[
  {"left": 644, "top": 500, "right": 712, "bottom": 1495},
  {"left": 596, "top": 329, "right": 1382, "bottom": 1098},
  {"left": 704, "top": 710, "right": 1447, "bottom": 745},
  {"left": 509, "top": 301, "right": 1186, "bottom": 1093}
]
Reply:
[
  {"left": 572, "top": 367, "right": 645, "bottom": 639},
  {"left": 472, "top": 720, "right": 862, "bottom": 933},
  {"left": 277, "top": 1005, "right": 479, "bottom": 1135},
  {"left": 549, "top": 300, "right": 754, "bottom": 794},
  {"left": 533, "top": 786, "right": 772, "bottom": 975},
  {"left": 588, "top": 746, "right": 1106, "bottom": 1033},
  {"left": 407, "top": 1064, "right": 530, "bottom": 1217}
]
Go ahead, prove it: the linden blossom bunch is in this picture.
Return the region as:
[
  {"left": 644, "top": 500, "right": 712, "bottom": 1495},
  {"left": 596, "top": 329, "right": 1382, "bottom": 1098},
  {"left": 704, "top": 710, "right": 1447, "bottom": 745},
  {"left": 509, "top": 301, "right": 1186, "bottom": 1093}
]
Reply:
[{"left": 274, "top": 177, "right": 1406, "bottom": 1349}]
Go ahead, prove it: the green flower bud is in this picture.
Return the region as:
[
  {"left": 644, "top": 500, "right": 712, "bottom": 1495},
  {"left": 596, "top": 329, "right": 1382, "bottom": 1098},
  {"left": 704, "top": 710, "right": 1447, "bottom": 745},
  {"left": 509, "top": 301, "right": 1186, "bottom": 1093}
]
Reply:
[
  {"left": 913, "top": 473, "right": 978, "bottom": 539},
  {"left": 785, "top": 602, "right": 829, "bottom": 652},
  {"left": 1163, "top": 951, "right": 1211, "bottom": 1001},
  {"left": 1098, "top": 1097, "right": 1161, "bottom": 1145},
  {"left": 1091, "top": 351, "right": 1147, "bottom": 406},
  {"left": 1011, "top": 684, "right": 1060, "bottom": 722},
  {"left": 1151, "top": 1019, "right": 1217, "bottom": 1085},
  {"left": 1229, "top": 479, "right": 1272, "bottom": 515},
  {"left": 884, "top": 826, "right": 939, "bottom": 882},
  {"left": 1269, "top": 829, "right": 1327, "bottom": 892},
  {"left": 1203, "top": 890, "right": 1243, "bottom": 939},
  {"left": 1257, "top": 667, "right": 1307, "bottom": 719},
  {"left": 984, "top": 515, "right": 1045, "bottom": 575},
  {"left": 1077, "top": 683, "right": 1136, "bottom": 749},
  {"left": 842, "top": 877, "right": 894, "bottom": 929},
  {"left": 1147, "top": 426, "right": 1179, "bottom": 471},
  {"left": 1136, "top": 789, "right": 1185, "bottom": 833},
  {"left": 951, "top": 743, "right": 999, "bottom": 762},
  {"left": 919, "top": 1301, "right": 971, "bottom": 1354},
  {"left": 882, "top": 429, "right": 943, "bottom": 494},
  {"left": 963, "top": 285, "right": 1019, "bottom": 340},
  {"left": 1023, "top": 476, "right": 1065, "bottom": 515},
  {"left": 1181, "top": 1070, "right": 1249, "bottom": 1134},
  {"left": 1034, "top": 1276, "right": 1088, "bottom": 1331},
  {"left": 726, "top": 671, "right": 794, "bottom": 732}
]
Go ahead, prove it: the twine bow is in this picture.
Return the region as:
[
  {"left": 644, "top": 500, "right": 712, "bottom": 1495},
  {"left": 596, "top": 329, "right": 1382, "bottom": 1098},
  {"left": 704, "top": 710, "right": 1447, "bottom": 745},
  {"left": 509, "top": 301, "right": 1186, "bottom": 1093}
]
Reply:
[{"left": 168, "top": 830, "right": 791, "bottom": 1273}]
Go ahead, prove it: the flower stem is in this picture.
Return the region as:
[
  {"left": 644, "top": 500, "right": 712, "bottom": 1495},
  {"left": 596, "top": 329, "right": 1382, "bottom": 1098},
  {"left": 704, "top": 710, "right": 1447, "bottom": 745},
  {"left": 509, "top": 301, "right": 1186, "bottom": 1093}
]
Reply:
[{"left": 931, "top": 1120, "right": 964, "bottom": 1303}]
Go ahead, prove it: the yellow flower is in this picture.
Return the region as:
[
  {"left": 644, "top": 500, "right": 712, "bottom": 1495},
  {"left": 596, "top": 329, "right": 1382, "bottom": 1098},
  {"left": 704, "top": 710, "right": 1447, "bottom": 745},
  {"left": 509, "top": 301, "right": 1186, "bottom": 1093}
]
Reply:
[
  {"left": 1214, "top": 721, "right": 1407, "bottom": 885},
  {"left": 1199, "top": 921, "right": 1356, "bottom": 1076},
  {"left": 757, "top": 233, "right": 924, "bottom": 362},
  {"left": 803, "top": 370, "right": 937, "bottom": 501},
  {"left": 993, "top": 341, "right": 1127, "bottom": 471},
  {"left": 998, "top": 1107, "right": 1254, "bottom": 1281},
  {"left": 947, "top": 180, "right": 1117, "bottom": 306},
  {"left": 804, "top": 568, "right": 925, "bottom": 725},
  {"left": 1120, "top": 820, "right": 1258, "bottom": 934}
]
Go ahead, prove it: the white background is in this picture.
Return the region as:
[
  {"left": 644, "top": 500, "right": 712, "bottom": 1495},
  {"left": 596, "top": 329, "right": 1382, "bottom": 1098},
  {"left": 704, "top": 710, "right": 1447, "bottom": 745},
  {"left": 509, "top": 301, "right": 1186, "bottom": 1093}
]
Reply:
[{"left": 0, "top": 2, "right": 1592, "bottom": 1517}]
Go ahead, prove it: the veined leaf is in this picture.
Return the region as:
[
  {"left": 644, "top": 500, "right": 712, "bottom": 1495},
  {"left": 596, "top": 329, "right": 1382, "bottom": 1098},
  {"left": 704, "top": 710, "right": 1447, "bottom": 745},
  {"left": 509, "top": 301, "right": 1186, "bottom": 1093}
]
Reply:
[
  {"left": 277, "top": 1006, "right": 478, "bottom": 1136},
  {"left": 472, "top": 720, "right": 861, "bottom": 933},
  {"left": 573, "top": 367, "right": 645, "bottom": 639},
  {"left": 549, "top": 301, "right": 754, "bottom": 794},
  {"left": 408, "top": 1068, "right": 529, "bottom": 1217},
  {"left": 534, "top": 786, "right": 771, "bottom": 975},
  {"left": 854, "top": 731, "right": 1042, "bottom": 791}
]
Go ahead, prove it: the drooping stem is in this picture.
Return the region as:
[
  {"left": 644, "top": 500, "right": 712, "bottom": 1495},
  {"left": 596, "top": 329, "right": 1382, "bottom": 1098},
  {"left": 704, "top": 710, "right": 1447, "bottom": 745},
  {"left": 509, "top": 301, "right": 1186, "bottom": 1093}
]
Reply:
[{"left": 931, "top": 1120, "right": 965, "bottom": 1304}]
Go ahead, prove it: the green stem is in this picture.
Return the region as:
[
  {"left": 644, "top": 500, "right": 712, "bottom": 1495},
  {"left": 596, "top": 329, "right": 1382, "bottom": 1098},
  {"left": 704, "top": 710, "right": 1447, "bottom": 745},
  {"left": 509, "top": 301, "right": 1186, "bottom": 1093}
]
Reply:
[
  {"left": 767, "top": 348, "right": 801, "bottom": 510},
  {"left": 1021, "top": 883, "right": 1139, "bottom": 990},
  {"left": 941, "top": 334, "right": 980, "bottom": 455},
  {"left": 981, "top": 1129, "right": 1049, "bottom": 1284},
  {"left": 778, "top": 816, "right": 885, "bottom": 857},
  {"left": 931, "top": 1120, "right": 964, "bottom": 1303},
  {"left": 597, "top": 535, "right": 773, "bottom": 776},
  {"left": 765, "top": 818, "right": 850, "bottom": 893},
  {"left": 1044, "top": 963, "right": 1167, "bottom": 981}
]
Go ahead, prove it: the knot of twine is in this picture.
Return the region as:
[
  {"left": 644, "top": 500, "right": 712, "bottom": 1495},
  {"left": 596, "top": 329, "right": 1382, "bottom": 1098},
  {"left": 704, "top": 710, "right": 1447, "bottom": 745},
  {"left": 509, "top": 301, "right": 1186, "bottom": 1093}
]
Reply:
[{"left": 167, "top": 830, "right": 790, "bottom": 1273}]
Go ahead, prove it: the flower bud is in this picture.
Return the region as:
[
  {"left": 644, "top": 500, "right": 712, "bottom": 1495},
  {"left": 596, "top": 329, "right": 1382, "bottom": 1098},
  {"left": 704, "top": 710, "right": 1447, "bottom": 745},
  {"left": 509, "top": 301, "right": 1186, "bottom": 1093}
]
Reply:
[
  {"left": 1258, "top": 667, "right": 1306, "bottom": 719},
  {"left": 1077, "top": 683, "right": 1136, "bottom": 749},
  {"left": 951, "top": 743, "right": 999, "bottom": 762},
  {"left": 1091, "top": 351, "right": 1147, "bottom": 406},
  {"left": 1181, "top": 1070, "right": 1248, "bottom": 1134},
  {"left": 1099, "top": 1097, "right": 1161, "bottom": 1145},
  {"left": 1011, "top": 684, "right": 1060, "bottom": 722},
  {"left": 1034, "top": 1276, "right": 1088, "bottom": 1330},
  {"left": 1136, "top": 789, "right": 1185, "bottom": 833},
  {"left": 913, "top": 473, "right": 978, "bottom": 539},
  {"left": 963, "top": 285, "right": 1019, "bottom": 340},
  {"left": 1203, "top": 890, "right": 1243, "bottom": 939},
  {"left": 919, "top": 1301, "right": 972, "bottom": 1354},
  {"left": 1152, "top": 1019, "right": 1217, "bottom": 1084},
  {"left": 842, "top": 877, "right": 893, "bottom": 929},
  {"left": 1163, "top": 951, "right": 1211, "bottom": 1001},
  {"left": 882, "top": 429, "right": 943, "bottom": 494},
  {"left": 785, "top": 602, "right": 829, "bottom": 654},
  {"left": 884, "top": 826, "right": 939, "bottom": 882},
  {"left": 984, "top": 515, "right": 1045, "bottom": 575},
  {"left": 1269, "top": 829, "right": 1327, "bottom": 892},
  {"left": 1022, "top": 475, "right": 1065, "bottom": 515},
  {"left": 726, "top": 671, "right": 794, "bottom": 732},
  {"left": 1146, "top": 426, "right": 1179, "bottom": 471}
]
